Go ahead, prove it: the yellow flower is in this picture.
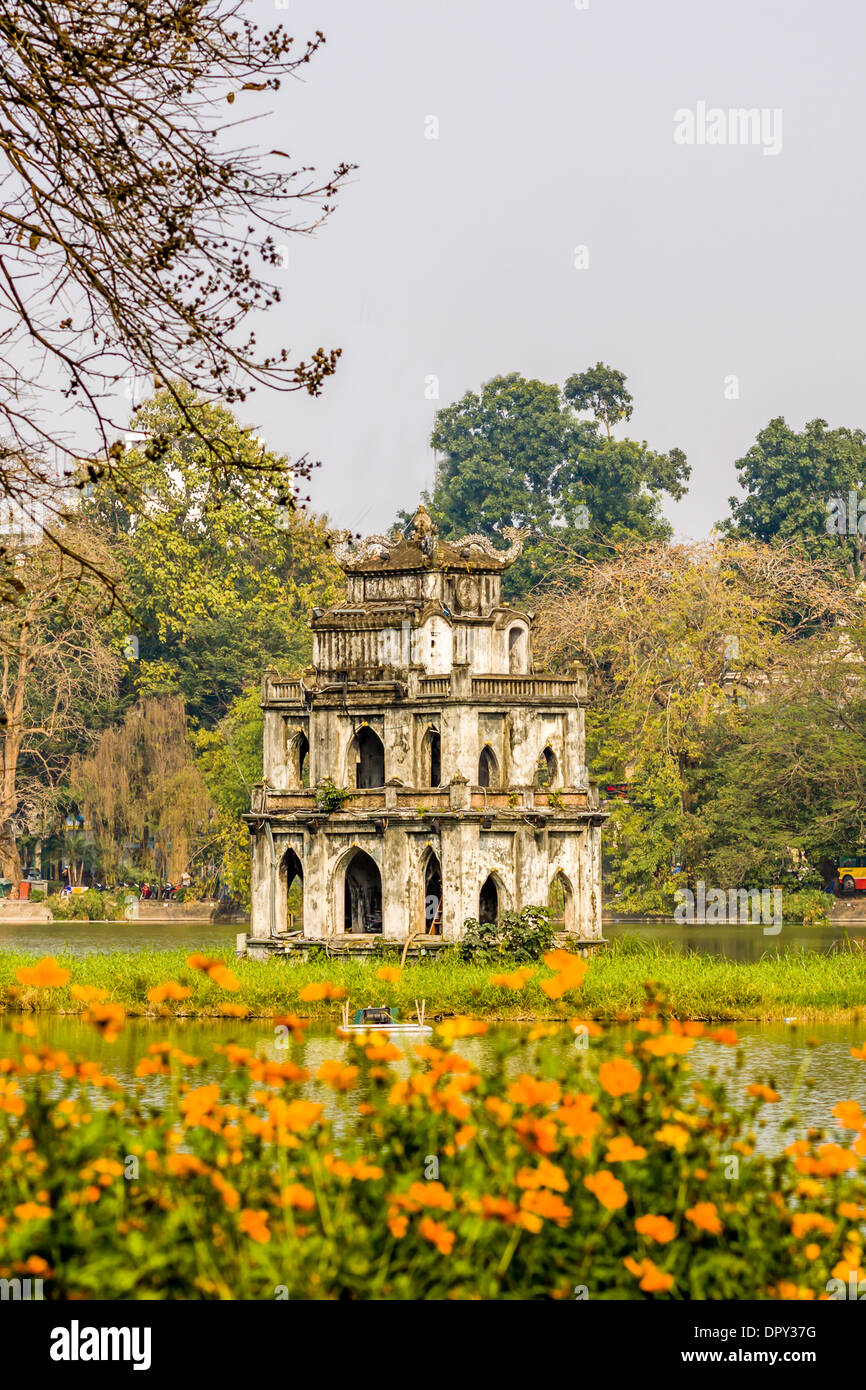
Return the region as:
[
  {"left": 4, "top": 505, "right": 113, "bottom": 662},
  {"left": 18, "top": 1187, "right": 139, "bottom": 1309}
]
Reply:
[{"left": 654, "top": 1123, "right": 690, "bottom": 1153}]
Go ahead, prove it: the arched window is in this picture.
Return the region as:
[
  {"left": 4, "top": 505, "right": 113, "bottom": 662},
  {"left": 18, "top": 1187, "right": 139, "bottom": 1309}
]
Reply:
[
  {"left": 508, "top": 625, "right": 527, "bottom": 674},
  {"left": 424, "top": 853, "right": 443, "bottom": 935},
  {"left": 479, "top": 874, "right": 499, "bottom": 924},
  {"left": 535, "top": 746, "right": 558, "bottom": 788},
  {"left": 352, "top": 727, "right": 385, "bottom": 788},
  {"left": 427, "top": 730, "right": 441, "bottom": 787},
  {"left": 478, "top": 745, "right": 499, "bottom": 789},
  {"left": 283, "top": 848, "right": 304, "bottom": 930},
  {"left": 297, "top": 733, "right": 310, "bottom": 788},
  {"left": 343, "top": 850, "right": 382, "bottom": 934}
]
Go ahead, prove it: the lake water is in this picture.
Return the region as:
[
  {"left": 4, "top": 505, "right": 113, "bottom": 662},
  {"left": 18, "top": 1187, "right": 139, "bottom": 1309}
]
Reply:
[
  {"left": 1, "top": 917, "right": 864, "bottom": 960},
  {"left": 3, "top": 1015, "right": 863, "bottom": 1153}
]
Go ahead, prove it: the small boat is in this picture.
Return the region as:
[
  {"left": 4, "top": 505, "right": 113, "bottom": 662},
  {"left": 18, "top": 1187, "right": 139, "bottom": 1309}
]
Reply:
[{"left": 337, "top": 1000, "right": 432, "bottom": 1036}]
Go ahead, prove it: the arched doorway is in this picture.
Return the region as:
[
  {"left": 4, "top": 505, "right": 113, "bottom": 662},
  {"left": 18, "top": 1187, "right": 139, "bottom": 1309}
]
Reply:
[
  {"left": 548, "top": 871, "right": 575, "bottom": 932},
  {"left": 351, "top": 727, "right": 385, "bottom": 788},
  {"left": 479, "top": 874, "right": 498, "bottom": 924},
  {"left": 478, "top": 745, "right": 499, "bottom": 788},
  {"left": 343, "top": 849, "right": 382, "bottom": 934},
  {"left": 424, "top": 853, "right": 442, "bottom": 934},
  {"left": 535, "top": 746, "right": 558, "bottom": 788},
  {"left": 283, "top": 848, "right": 304, "bottom": 931}
]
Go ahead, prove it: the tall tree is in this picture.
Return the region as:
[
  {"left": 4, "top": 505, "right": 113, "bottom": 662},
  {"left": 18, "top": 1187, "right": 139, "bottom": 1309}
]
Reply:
[
  {"left": 0, "top": 522, "right": 120, "bottom": 878},
  {"left": 723, "top": 417, "right": 866, "bottom": 580},
  {"left": 71, "top": 696, "right": 213, "bottom": 884},
  {"left": 415, "top": 369, "right": 689, "bottom": 599},
  {"left": 0, "top": 0, "right": 352, "bottom": 563},
  {"left": 534, "top": 538, "right": 858, "bottom": 909},
  {"left": 84, "top": 384, "right": 343, "bottom": 723}
]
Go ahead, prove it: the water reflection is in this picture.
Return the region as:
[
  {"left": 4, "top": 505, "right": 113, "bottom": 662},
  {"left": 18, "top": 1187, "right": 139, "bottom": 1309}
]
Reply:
[
  {"left": 0, "top": 919, "right": 242, "bottom": 955},
  {"left": 3, "top": 1015, "right": 863, "bottom": 1154}
]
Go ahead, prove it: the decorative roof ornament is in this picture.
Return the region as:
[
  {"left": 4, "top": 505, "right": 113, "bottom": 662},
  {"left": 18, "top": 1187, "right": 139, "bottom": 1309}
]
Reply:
[{"left": 328, "top": 506, "right": 530, "bottom": 571}]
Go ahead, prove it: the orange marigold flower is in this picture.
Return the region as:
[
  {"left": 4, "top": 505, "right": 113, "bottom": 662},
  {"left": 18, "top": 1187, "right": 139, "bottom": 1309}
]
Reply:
[
  {"left": 635, "top": 1213, "right": 676, "bottom": 1244},
  {"left": 298, "top": 981, "right": 346, "bottom": 1002},
  {"left": 584, "top": 1170, "right": 628, "bottom": 1211},
  {"left": 13, "top": 1202, "right": 51, "bottom": 1222},
  {"left": 804, "top": 1244, "right": 821, "bottom": 1261},
  {"left": 599, "top": 1057, "right": 641, "bottom": 1097},
  {"left": 16, "top": 957, "right": 70, "bottom": 989},
  {"left": 217, "top": 1002, "right": 250, "bottom": 1018},
  {"left": 82, "top": 1002, "right": 125, "bottom": 1041},
  {"left": 70, "top": 985, "right": 108, "bottom": 1003},
  {"left": 519, "top": 1188, "right": 572, "bottom": 1225},
  {"left": 624, "top": 1256, "right": 674, "bottom": 1293},
  {"left": 387, "top": 1213, "right": 408, "bottom": 1238},
  {"left": 147, "top": 980, "right": 192, "bottom": 1004},
  {"left": 376, "top": 966, "right": 402, "bottom": 983},
  {"left": 790, "top": 1212, "right": 834, "bottom": 1238},
  {"left": 316, "top": 1059, "right": 359, "bottom": 1091},
  {"left": 605, "top": 1135, "right": 647, "bottom": 1163},
  {"left": 747, "top": 1084, "right": 780, "bottom": 1103},
  {"left": 833, "top": 1100, "right": 866, "bottom": 1131},
  {"left": 542, "top": 949, "right": 588, "bottom": 980},
  {"left": 838, "top": 1201, "right": 866, "bottom": 1221},
  {"left": 419, "top": 1216, "right": 454, "bottom": 1255},
  {"left": 711, "top": 1028, "right": 739, "bottom": 1046},
  {"left": 642, "top": 1034, "right": 694, "bottom": 1057},
  {"left": 516, "top": 1159, "right": 568, "bottom": 1192},
  {"left": 281, "top": 1183, "right": 316, "bottom": 1211},
  {"left": 436, "top": 1016, "right": 487, "bottom": 1041},
  {"left": 491, "top": 968, "right": 535, "bottom": 990},
  {"left": 239, "top": 1208, "right": 270, "bottom": 1243},
  {"left": 507, "top": 1074, "right": 560, "bottom": 1108},
  {"left": 685, "top": 1202, "right": 723, "bottom": 1235},
  {"left": 850, "top": 1043, "right": 866, "bottom": 1060},
  {"left": 207, "top": 964, "right": 240, "bottom": 992}
]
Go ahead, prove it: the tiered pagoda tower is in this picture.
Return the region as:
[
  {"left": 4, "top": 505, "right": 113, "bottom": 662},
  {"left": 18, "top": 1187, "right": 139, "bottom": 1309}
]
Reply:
[{"left": 245, "top": 507, "right": 604, "bottom": 953}]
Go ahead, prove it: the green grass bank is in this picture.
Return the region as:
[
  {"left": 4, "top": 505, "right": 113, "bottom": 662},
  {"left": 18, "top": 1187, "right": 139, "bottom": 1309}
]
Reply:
[{"left": 2, "top": 938, "right": 866, "bottom": 1022}]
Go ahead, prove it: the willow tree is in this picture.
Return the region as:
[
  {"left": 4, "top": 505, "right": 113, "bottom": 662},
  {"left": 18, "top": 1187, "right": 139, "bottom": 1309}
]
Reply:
[
  {"left": 70, "top": 696, "right": 213, "bottom": 883},
  {"left": 0, "top": 522, "right": 120, "bottom": 878},
  {"left": 0, "top": 1, "right": 352, "bottom": 575}
]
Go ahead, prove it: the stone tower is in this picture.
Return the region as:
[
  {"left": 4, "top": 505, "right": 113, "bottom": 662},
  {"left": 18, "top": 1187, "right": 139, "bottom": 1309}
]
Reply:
[{"left": 245, "top": 507, "right": 605, "bottom": 953}]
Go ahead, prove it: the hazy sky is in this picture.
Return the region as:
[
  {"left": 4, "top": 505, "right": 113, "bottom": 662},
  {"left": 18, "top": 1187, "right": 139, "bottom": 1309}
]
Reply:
[{"left": 240, "top": 0, "right": 865, "bottom": 540}]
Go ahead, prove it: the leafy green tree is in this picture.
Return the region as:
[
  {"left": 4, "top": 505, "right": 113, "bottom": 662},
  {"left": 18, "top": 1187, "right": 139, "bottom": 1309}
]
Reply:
[
  {"left": 85, "top": 384, "right": 343, "bottom": 723},
  {"left": 723, "top": 417, "right": 866, "bottom": 580},
  {"left": 411, "top": 369, "right": 689, "bottom": 599},
  {"left": 564, "top": 362, "right": 633, "bottom": 438},
  {"left": 193, "top": 686, "right": 264, "bottom": 901}
]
